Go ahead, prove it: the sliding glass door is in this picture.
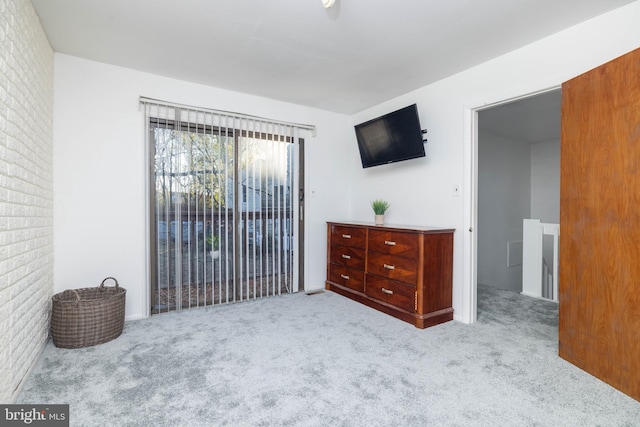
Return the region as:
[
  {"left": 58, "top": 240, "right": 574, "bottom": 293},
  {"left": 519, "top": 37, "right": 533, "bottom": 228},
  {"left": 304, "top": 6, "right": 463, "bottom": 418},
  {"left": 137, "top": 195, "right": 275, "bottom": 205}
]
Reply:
[{"left": 146, "top": 106, "right": 303, "bottom": 314}]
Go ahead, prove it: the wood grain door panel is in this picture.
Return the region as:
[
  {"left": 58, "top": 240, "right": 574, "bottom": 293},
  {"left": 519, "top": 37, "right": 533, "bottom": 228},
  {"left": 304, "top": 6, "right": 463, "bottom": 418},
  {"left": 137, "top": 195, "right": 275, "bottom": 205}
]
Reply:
[{"left": 559, "top": 47, "right": 640, "bottom": 402}]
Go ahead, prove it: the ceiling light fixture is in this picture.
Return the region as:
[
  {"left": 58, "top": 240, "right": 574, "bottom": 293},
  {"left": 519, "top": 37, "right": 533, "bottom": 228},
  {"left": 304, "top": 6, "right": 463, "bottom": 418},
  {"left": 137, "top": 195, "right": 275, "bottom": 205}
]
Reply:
[{"left": 322, "top": 0, "right": 336, "bottom": 9}]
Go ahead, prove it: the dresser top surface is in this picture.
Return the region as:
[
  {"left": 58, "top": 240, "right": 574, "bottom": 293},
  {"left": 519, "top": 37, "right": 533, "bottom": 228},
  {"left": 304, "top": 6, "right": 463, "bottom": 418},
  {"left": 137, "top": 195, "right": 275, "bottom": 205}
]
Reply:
[{"left": 328, "top": 221, "right": 455, "bottom": 234}]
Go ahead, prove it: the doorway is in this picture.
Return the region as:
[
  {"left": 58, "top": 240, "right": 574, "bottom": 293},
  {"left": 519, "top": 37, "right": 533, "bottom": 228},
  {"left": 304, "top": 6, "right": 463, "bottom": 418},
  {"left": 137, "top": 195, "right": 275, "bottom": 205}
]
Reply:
[{"left": 468, "top": 88, "right": 561, "bottom": 321}]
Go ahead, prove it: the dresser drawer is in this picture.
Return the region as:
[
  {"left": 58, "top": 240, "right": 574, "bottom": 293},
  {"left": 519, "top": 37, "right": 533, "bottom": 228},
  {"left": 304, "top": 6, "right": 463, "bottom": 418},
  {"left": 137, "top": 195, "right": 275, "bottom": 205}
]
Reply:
[
  {"left": 365, "top": 274, "right": 415, "bottom": 312},
  {"left": 328, "top": 265, "right": 365, "bottom": 292},
  {"left": 330, "top": 244, "right": 365, "bottom": 270},
  {"left": 330, "top": 224, "right": 366, "bottom": 248},
  {"left": 367, "top": 252, "right": 418, "bottom": 284},
  {"left": 368, "top": 229, "right": 418, "bottom": 257}
]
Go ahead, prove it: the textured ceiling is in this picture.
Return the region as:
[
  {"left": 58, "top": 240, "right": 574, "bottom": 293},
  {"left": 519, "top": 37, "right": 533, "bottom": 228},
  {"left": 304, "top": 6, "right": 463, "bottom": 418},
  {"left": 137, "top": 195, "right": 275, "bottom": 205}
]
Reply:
[{"left": 31, "top": 0, "right": 634, "bottom": 114}]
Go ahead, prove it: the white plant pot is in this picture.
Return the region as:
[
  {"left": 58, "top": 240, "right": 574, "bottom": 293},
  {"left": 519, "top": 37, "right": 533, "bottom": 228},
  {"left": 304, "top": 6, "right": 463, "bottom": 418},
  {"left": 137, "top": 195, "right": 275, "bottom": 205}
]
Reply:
[
  {"left": 375, "top": 214, "right": 385, "bottom": 225},
  {"left": 209, "top": 250, "right": 220, "bottom": 260}
]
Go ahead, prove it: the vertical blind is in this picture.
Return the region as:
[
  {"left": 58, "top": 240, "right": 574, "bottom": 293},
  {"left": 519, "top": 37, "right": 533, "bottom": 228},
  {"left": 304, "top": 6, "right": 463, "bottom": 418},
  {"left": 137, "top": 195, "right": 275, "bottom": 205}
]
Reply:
[{"left": 141, "top": 97, "right": 313, "bottom": 313}]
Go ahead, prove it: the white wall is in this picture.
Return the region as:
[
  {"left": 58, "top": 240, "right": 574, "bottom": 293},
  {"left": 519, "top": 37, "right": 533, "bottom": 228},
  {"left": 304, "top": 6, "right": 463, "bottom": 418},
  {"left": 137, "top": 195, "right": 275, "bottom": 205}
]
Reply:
[
  {"left": 477, "top": 130, "right": 530, "bottom": 292},
  {"left": 531, "top": 138, "right": 561, "bottom": 277},
  {"left": 53, "top": 54, "right": 352, "bottom": 320},
  {"left": 0, "top": 0, "right": 54, "bottom": 403},
  {"left": 348, "top": 1, "right": 640, "bottom": 323},
  {"left": 531, "top": 139, "right": 560, "bottom": 223}
]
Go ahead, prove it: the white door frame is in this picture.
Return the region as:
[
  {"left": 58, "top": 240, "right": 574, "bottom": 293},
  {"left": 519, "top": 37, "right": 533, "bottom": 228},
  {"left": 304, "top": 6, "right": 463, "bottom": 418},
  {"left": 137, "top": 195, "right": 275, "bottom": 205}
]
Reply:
[{"left": 462, "top": 86, "right": 561, "bottom": 324}]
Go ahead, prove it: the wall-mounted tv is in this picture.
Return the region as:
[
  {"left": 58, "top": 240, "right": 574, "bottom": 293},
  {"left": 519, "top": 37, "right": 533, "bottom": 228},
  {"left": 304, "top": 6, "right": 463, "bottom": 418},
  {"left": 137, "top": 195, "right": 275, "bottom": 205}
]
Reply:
[{"left": 354, "top": 104, "right": 425, "bottom": 168}]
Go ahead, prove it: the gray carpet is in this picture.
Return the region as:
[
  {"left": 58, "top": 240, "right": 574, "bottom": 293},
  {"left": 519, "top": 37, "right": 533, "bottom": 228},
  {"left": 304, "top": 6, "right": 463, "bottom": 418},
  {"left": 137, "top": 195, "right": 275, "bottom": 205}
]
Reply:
[{"left": 17, "top": 285, "right": 640, "bottom": 426}]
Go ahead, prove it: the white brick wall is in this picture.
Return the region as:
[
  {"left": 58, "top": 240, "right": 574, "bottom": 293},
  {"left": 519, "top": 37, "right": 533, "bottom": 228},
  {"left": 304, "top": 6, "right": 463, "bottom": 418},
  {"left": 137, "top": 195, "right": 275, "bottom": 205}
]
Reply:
[{"left": 0, "top": 0, "right": 54, "bottom": 403}]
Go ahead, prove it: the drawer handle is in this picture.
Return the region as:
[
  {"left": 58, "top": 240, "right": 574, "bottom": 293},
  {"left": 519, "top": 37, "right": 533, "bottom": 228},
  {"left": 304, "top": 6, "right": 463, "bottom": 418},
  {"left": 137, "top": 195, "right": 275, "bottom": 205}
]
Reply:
[
  {"left": 383, "top": 264, "right": 395, "bottom": 270},
  {"left": 340, "top": 274, "right": 350, "bottom": 280},
  {"left": 342, "top": 234, "right": 352, "bottom": 239},
  {"left": 381, "top": 287, "right": 394, "bottom": 295},
  {"left": 384, "top": 240, "right": 396, "bottom": 246},
  {"left": 341, "top": 254, "right": 351, "bottom": 259}
]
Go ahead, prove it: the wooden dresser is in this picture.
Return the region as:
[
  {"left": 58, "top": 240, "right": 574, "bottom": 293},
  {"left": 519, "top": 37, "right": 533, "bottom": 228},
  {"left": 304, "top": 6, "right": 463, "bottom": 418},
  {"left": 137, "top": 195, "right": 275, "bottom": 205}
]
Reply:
[{"left": 325, "top": 222, "right": 454, "bottom": 328}]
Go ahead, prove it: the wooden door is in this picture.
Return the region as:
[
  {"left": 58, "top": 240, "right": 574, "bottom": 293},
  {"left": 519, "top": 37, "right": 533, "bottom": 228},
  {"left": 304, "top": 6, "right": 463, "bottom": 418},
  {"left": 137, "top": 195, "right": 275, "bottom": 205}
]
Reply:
[{"left": 559, "top": 48, "right": 640, "bottom": 401}]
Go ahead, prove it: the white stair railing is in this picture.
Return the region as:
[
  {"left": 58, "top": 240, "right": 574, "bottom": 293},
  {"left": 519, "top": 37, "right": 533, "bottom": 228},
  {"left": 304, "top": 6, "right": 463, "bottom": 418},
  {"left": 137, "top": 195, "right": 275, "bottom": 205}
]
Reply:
[{"left": 522, "top": 219, "right": 560, "bottom": 302}]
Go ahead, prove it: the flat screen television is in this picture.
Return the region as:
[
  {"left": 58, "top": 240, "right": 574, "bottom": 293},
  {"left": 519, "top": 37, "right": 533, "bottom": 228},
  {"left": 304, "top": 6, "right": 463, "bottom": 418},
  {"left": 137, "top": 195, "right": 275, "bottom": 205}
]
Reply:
[{"left": 354, "top": 104, "right": 425, "bottom": 168}]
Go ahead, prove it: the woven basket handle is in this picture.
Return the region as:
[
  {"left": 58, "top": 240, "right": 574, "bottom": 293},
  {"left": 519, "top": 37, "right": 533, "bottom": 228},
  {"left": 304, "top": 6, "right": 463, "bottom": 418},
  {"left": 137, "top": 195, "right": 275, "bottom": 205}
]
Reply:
[
  {"left": 64, "top": 289, "right": 81, "bottom": 304},
  {"left": 99, "top": 277, "right": 119, "bottom": 290}
]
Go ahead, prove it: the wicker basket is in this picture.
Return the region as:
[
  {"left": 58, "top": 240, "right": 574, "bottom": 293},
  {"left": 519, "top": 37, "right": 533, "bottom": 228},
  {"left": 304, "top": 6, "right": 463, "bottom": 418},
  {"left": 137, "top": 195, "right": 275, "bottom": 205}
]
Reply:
[{"left": 51, "top": 277, "right": 126, "bottom": 349}]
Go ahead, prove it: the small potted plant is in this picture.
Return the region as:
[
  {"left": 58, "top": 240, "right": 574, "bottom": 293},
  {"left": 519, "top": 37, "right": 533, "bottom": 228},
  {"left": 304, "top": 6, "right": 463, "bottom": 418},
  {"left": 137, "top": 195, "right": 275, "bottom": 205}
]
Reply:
[
  {"left": 206, "top": 235, "right": 220, "bottom": 260},
  {"left": 371, "top": 199, "right": 390, "bottom": 225}
]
